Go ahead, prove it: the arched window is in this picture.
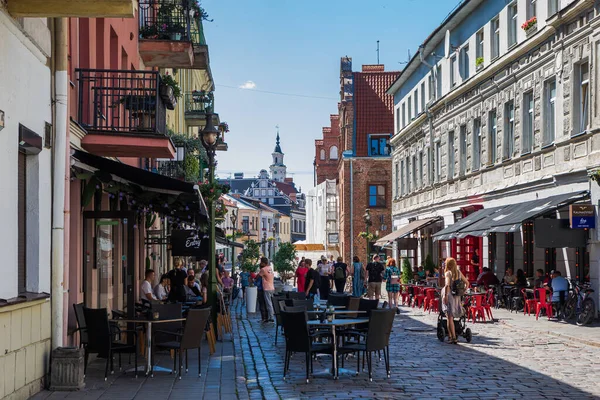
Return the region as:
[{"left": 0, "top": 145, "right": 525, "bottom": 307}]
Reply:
[
  {"left": 320, "top": 149, "right": 326, "bottom": 160},
  {"left": 329, "top": 146, "right": 338, "bottom": 160}
]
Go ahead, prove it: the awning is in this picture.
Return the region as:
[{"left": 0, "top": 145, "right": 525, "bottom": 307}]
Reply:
[
  {"left": 375, "top": 217, "right": 441, "bottom": 246},
  {"left": 433, "top": 206, "right": 502, "bottom": 241},
  {"left": 72, "top": 150, "right": 208, "bottom": 221}
]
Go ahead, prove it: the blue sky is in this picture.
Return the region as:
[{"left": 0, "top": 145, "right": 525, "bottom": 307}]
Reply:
[{"left": 203, "top": 0, "right": 461, "bottom": 191}]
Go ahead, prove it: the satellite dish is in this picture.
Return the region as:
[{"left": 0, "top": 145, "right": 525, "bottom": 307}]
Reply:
[{"left": 444, "top": 30, "right": 451, "bottom": 59}]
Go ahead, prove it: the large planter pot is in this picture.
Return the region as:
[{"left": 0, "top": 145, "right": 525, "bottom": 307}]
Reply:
[
  {"left": 170, "top": 32, "right": 182, "bottom": 41},
  {"left": 246, "top": 286, "right": 257, "bottom": 314},
  {"left": 160, "top": 84, "right": 177, "bottom": 110}
]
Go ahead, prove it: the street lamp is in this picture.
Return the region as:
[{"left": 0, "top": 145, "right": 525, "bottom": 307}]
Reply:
[
  {"left": 364, "top": 209, "right": 372, "bottom": 260},
  {"left": 230, "top": 208, "right": 238, "bottom": 275},
  {"left": 200, "top": 113, "right": 220, "bottom": 317}
]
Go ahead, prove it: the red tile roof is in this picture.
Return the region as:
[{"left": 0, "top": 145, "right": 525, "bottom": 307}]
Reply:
[
  {"left": 274, "top": 181, "right": 298, "bottom": 196},
  {"left": 354, "top": 70, "right": 400, "bottom": 157}
]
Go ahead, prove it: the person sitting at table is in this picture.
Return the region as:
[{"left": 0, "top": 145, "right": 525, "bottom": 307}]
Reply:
[
  {"left": 533, "top": 269, "right": 546, "bottom": 288},
  {"left": 503, "top": 268, "right": 517, "bottom": 285},
  {"left": 141, "top": 269, "right": 158, "bottom": 301},
  {"left": 515, "top": 269, "right": 527, "bottom": 286},
  {"left": 198, "top": 273, "right": 209, "bottom": 305},
  {"left": 476, "top": 267, "right": 500, "bottom": 289},
  {"left": 550, "top": 270, "right": 569, "bottom": 303},
  {"left": 185, "top": 275, "right": 202, "bottom": 301},
  {"left": 222, "top": 270, "right": 234, "bottom": 293},
  {"left": 412, "top": 272, "right": 420, "bottom": 282},
  {"left": 167, "top": 258, "right": 188, "bottom": 303},
  {"left": 154, "top": 274, "right": 170, "bottom": 301},
  {"left": 471, "top": 248, "right": 480, "bottom": 277},
  {"left": 417, "top": 266, "right": 426, "bottom": 279}
]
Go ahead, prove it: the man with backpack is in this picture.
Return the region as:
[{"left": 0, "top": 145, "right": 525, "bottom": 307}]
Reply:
[
  {"left": 366, "top": 254, "right": 385, "bottom": 301},
  {"left": 333, "top": 257, "right": 348, "bottom": 293}
]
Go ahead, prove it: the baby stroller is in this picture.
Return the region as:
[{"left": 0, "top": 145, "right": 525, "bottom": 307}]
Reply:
[{"left": 436, "top": 296, "right": 472, "bottom": 343}]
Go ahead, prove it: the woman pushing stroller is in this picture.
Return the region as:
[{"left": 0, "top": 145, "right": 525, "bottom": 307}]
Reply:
[{"left": 442, "top": 257, "right": 470, "bottom": 344}]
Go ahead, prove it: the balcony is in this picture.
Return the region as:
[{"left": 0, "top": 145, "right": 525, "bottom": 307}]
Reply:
[
  {"left": 76, "top": 69, "right": 175, "bottom": 158},
  {"left": 191, "top": 17, "right": 209, "bottom": 70},
  {"left": 156, "top": 160, "right": 185, "bottom": 180},
  {"left": 184, "top": 91, "right": 214, "bottom": 124},
  {"left": 138, "top": 0, "right": 194, "bottom": 68},
  {"left": 7, "top": 0, "right": 134, "bottom": 17}
]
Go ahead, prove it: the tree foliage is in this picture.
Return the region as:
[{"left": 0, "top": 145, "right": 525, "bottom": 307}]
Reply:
[
  {"left": 273, "top": 242, "right": 297, "bottom": 281},
  {"left": 424, "top": 254, "right": 436, "bottom": 275},
  {"left": 401, "top": 257, "right": 413, "bottom": 284},
  {"left": 240, "top": 240, "right": 260, "bottom": 276}
]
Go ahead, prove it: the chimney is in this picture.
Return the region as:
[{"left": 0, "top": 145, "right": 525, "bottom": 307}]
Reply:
[
  {"left": 362, "top": 64, "right": 385, "bottom": 72},
  {"left": 234, "top": 172, "right": 244, "bottom": 179}
]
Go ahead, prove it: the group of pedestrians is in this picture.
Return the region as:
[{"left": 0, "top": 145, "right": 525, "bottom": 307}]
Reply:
[{"left": 238, "top": 257, "right": 276, "bottom": 324}]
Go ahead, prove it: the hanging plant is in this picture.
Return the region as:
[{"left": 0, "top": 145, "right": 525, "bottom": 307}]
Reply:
[
  {"left": 183, "top": 154, "right": 200, "bottom": 182},
  {"left": 161, "top": 74, "right": 182, "bottom": 99},
  {"left": 199, "top": 180, "right": 230, "bottom": 205},
  {"left": 589, "top": 170, "right": 600, "bottom": 186},
  {"left": 358, "top": 231, "right": 379, "bottom": 242},
  {"left": 188, "top": 0, "right": 213, "bottom": 22},
  {"left": 214, "top": 200, "right": 227, "bottom": 220}
]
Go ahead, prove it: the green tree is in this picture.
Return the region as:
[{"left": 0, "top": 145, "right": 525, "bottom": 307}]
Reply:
[
  {"left": 273, "top": 242, "right": 297, "bottom": 282},
  {"left": 401, "top": 257, "right": 413, "bottom": 284},
  {"left": 240, "top": 240, "right": 260, "bottom": 280},
  {"left": 424, "top": 254, "right": 436, "bottom": 276}
]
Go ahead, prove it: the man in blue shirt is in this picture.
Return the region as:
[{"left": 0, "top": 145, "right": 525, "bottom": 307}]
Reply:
[
  {"left": 550, "top": 270, "right": 569, "bottom": 302},
  {"left": 239, "top": 270, "right": 250, "bottom": 304}
]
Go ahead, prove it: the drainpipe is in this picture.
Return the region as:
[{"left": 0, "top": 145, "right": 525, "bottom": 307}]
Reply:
[
  {"left": 349, "top": 158, "right": 354, "bottom": 263},
  {"left": 420, "top": 45, "right": 436, "bottom": 185},
  {"left": 51, "top": 17, "right": 68, "bottom": 350}
]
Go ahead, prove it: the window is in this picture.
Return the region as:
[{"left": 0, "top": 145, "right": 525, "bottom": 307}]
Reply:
[
  {"left": 402, "top": 103, "right": 406, "bottom": 127},
  {"left": 450, "top": 55, "right": 457, "bottom": 87},
  {"left": 491, "top": 17, "right": 500, "bottom": 59},
  {"left": 330, "top": 146, "right": 338, "bottom": 160},
  {"left": 400, "top": 159, "right": 406, "bottom": 195},
  {"left": 435, "top": 142, "right": 441, "bottom": 182},
  {"left": 504, "top": 101, "right": 515, "bottom": 159},
  {"left": 548, "top": 0, "right": 558, "bottom": 16},
  {"left": 428, "top": 74, "right": 435, "bottom": 101},
  {"left": 369, "top": 135, "right": 390, "bottom": 156},
  {"left": 476, "top": 29, "right": 484, "bottom": 61},
  {"left": 405, "top": 157, "right": 410, "bottom": 192},
  {"left": 508, "top": 3, "right": 518, "bottom": 47},
  {"left": 421, "top": 82, "right": 426, "bottom": 111},
  {"left": 395, "top": 107, "right": 400, "bottom": 132},
  {"left": 448, "top": 131, "right": 455, "bottom": 179},
  {"left": 544, "top": 79, "right": 556, "bottom": 145},
  {"left": 473, "top": 118, "right": 481, "bottom": 171},
  {"left": 419, "top": 151, "right": 424, "bottom": 188},
  {"left": 522, "top": 91, "right": 534, "bottom": 154},
  {"left": 320, "top": 149, "right": 325, "bottom": 160},
  {"left": 426, "top": 147, "right": 431, "bottom": 185},
  {"left": 407, "top": 96, "right": 412, "bottom": 120},
  {"left": 488, "top": 110, "right": 497, "bottom": 164},
  {"left": 459, "top": 125, "right": 467, "bottom": 176},
  {"left": 414, "top": 89, "right": 419, "bottom": 116},
  {"left": 575, "top": 62, "right": 590, "bottom": 135},
  {"left": 394, "top": 162, "right": 399, "bottom": 197},
  {"left": 412, "top": 155, "right": 417, "bottom": 189},
  {"left": 526, "top": 0, "right": 536, "bottom": 20},
  {"left": 242, "top": 216, "right": 249, "bottom": 233},
  {"left": 18, "top": 151, "right": 26, "bottom": 293},
  {"left": 436, "top": 65, "right": 443, "bottom": 99},
  {"left": 368, "top": 185, "right": 386, "bottom": 207},
  {"left": 459, "top": 45, "right": 470, "bottom": 80}
]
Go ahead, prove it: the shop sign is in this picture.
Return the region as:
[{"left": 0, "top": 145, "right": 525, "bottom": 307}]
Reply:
[
  {"left": 171, "top": 230, "right": 203, "bottom": 256},
  {"left": 570, "top": 204, "right": 595, "bottom": 229},
  {"left": 328, "top": 233, "right": 339, "bottom": 244}
]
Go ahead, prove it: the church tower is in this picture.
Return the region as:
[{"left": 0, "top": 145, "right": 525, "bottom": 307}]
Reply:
[{"left": 270, "top": 129, "right": 287, "bottom": 182}]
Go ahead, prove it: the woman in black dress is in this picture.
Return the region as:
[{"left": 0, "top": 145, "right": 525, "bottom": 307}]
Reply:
[{"left": 167, "top": 258, "right": 188, "bottom": 302}]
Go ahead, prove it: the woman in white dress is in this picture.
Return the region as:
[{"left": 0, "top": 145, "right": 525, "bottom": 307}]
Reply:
[{"left": 442, "top": 257, "right": 469, "bottom": 344}]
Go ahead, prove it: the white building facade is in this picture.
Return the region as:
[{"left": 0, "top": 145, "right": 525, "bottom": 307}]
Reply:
[
  {"left": 306, "top": 179, "right": 339, "bottom": 249},
  {"left": 389, "top": 0, "right": 600, "bottom": 306}
]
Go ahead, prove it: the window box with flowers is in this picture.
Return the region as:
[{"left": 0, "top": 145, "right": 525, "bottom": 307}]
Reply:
[
  {"left": 522, "top": 17, "right": 537, "bottom": 36},
  {"left": 475, "top": 57, "right": 484, "bottom": 70}
]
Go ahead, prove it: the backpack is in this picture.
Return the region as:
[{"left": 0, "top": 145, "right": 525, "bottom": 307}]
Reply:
[
  {"left": 451, "top": 273, "right": 466, "bottom": 296},
  {"left": 334, "top": 264, "right": 345, "bottom": 280}
]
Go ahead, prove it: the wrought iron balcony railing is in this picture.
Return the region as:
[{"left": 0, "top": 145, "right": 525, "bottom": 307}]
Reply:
[
  {"left": 190, "top": 17, "right": 207, "bottom": 47},
  {"left": 76, "top": 69, "right": 167, "bottom": 136},
  {"left": 139, "top": 0, "right": 192, "bottom": 42},
  {"left": 157, "top": 160, "right": 185, "bottom": 180},
  {"left": 184, "top": 91, "right": 214, "bottom": 116}
]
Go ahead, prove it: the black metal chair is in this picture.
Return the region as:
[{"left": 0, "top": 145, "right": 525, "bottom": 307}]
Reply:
[
  {"left": 82, "top": 307, "right": 138, "bottom": 380},
  {"left": 273, "top": 297, "right": 284, "bottom": 345},
  {"left": 73, "top": 303, "right": 88, "bottom": 349},
  {"left": 337, "top": 308, "right": 396, "bottom": 381},
  {"left": 328, "top": 293, "right": 349, "bottom": 307},
  {"left": 287, "top": 291, "right": 306, "bottom": 300},
  {"left": 151, "top": 303, "right": 183, "bottom": 368},
  {"left": 280, "top": 310, "right": 334, "bottom": 383},
  {"left": 155, "top": 308, "right": 211, "bottom": 379}
]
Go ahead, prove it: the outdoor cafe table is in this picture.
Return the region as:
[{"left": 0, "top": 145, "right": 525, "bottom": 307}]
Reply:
[
  {"left": 111, "top": 317, "right": 186, "bottom": 376},
  {"left": 307, "top": 318, "right": 369, "bottom": 379},
  {"left": 306, "top": 310, "right": 366, "bottom": 315}
]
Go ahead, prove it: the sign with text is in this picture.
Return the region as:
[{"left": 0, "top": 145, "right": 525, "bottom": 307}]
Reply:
[
  {"left": 570, "top": 204, "right": 595, "bottom": 229},
  {"left": 171, "top": 230, "right": 203, "bottom": 256}
]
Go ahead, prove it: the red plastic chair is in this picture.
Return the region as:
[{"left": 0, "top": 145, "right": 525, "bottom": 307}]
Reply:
[
  {"left": 423, "top": 288, "right": 435, "bottom": 311},
  {"left": 522, "top": 288, "right": 536, "bottom": 316},
  {"left": 400, "top": 285, "right": 410, "bottom": 306},
  {"left": 427, "top": 289, "right": 440, "bottom": 314},
  {"left": 535, "top": 288, "right": 553, "bottom": 320},
  {"left": 469, "top": 295, "right": 486, "bottom": 323},
  {"left": 483, "top": 288, "right": 495, "bottom": 320},
  {"left": 414, "top": 287, "right": 426, "bottom": 309}
]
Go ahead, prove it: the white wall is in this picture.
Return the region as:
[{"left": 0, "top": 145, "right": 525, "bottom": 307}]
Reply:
[{"left": 0, "top": 14, "right": 53, "bottom": 299}]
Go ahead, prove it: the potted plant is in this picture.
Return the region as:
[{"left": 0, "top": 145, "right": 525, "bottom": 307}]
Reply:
[
  {"left": 522, "top": 16, "right": 537, "bottom": 35},
  {"left": 160, "top": 74, "right": 182, "bottom": 110},
  {"left": 475, "top": 57, "right": 484, "bottom": 69}
]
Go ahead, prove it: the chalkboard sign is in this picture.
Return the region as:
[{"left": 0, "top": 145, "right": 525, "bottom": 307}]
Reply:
[{"left": 171, "top": 230, "right": 203, "bottom": 256}]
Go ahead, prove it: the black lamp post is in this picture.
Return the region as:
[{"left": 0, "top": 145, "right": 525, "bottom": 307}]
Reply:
[
  {"left": 230, "top": 208, "right": 238, "bottom": 275},
  {"left": 200, "top": 112, "right": 220, "bottom": 314},
  {"left": 364, "top": 209, "right": 372, "bottom": 260}
]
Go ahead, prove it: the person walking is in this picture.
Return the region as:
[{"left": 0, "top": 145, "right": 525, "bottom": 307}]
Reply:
[
  {"left": 442, "top": 257, "right": 469, "bottom": 344},
  {"left": 259, "top": 257, "right": 275, "bottom": 323},
  {"left": 365, "top": 255, "right": 385, "bottom": 301},
  {"left": 295, "top": 260, "right": 309, "bottom": 293},
  {"left": 304, "top": 259, "right": 321, "bottom": 300},
  {"left": 239, "top": 269, "right": 251, "bottom": 304},
  {"left": 333, "top": 257, "right": 348, "bottom": 293},
  {"left": 384, "top": 258, "right": 401, "bottom": 313},
  {"left": 352, "top": 256, "right": 366, "bottom": 297},
  {"left": 317, "top": 257, "right": 331, "bottom": 300},
  {"left": 255, "top": 269, "right": 268, "bottom": 323}
]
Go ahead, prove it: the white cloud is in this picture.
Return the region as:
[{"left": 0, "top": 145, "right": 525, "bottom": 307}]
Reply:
[{"left": 239, "top": 80, "right": 257, "bottom": 90}]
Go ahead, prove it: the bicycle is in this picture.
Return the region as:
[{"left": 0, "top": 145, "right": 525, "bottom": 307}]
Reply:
[{"left": 563, "top": 279, "right": 596, "bottom": 326}]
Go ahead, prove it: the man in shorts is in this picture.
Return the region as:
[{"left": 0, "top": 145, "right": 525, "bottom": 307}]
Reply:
[{"left": 365, "top": 255, "right": 384, "bottom": 301}]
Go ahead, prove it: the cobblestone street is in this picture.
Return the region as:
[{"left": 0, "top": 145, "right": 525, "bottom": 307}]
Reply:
[{"left": 32, "top": 300, "right": 600, "bottom": 400}]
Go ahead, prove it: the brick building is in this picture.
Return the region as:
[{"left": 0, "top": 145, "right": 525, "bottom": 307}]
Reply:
[
  {"left": 315, "top": 114, "right": 340, "bottom": 184},
  {"left": 335, "top": 58, "right": 400, "bottom": 264}
]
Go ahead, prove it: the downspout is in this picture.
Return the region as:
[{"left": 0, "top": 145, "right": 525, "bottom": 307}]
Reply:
[
  {"left": 349, "top": 158, "right": 354, "bottom": 263},
  {"left": 420, "top": 45, "right": 436, "bottom": 185},
  {"left": 51, "top": 17, "right": 68, "bottom": 350}
]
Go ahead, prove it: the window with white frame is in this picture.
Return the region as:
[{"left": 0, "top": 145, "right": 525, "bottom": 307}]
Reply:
[
  {"left": 330, "top": 146, "right": 339, "bottom": 160},
  {"left": 405, "top": 157, "right": 409, "bottom": 193},
  {"left": 476, "top": 29, "right": 484, "bottom": 61},
  {"left": 414, "top": 89, "right": 419, "bottom": 116},
  {"left": 450, "top": 55, "right": 457, "bottom": 87},
  {"left": 488, "top": 110, "right": 497, "bottom": 164},
  {"left": 418, "top": 151, "right": 424, "bottom": 188},
  {"left": 426, "top": 147, "right": 431, "bottom": 185},
  {"left": 435, "top": 142, "right": 441, "bottom": 182},
  {"left": 526, "top": 0, "right": 536, "bottom": 20},
  {"left": 448, "top": 131, "right": 455, "bottom": 179},
  {"left": 400, "top": 159, "right": 405, "bottom": 195},
  {"left": 508, "top": 3, "right": 518, "bottom": 47},
  {"left": 421, "top": 82, "right": 426, "bottom": 111},
  {"left": 504, "top": 101, "right": 515, "bottom": 159},
  {"left": 395, "top": 107, "right": 400, "bottom": 132},
  {"left": 473, "top": 118, "right": 481, "bottom": 171},
  {"left": 436, "top": 65, "right": 443, "bottom": 99},
  {"left": 320, "top": 149, "right": 325, "bottom": 160},
  {"left": 428, "top": 73, "right": 435, "bottom": 101},
  {"left": 408, "top": 96, "right": 412, "bottom": 120},
  {"left": 548, "top": 0, "right": 558, "bottom": 16},
  {"left": 412, "top": 154, "right": 418, "bottom": 190},
  {"left": 574, "top": 62, "right": 590, "bottom": 135},
  {"left": 402, "top": 103, "right": 406, "bottom": 127},
  {"left": 543, "top": 79, "right": 556, "bottom": 145},
  {"left": 491, "top": 17, "right": 500, "bottom": 59},
  {"left": 522, "top": 91, "right": 534, "bottom": 154},
  {"left": 394, "top": 162, "right": 399, "bottom": 198},
  {"left": 459, "top": 125, "right": 467, "bottom": 176},
  {"left": 459, "top": 45, "right": 470, "bottom": 80}
]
